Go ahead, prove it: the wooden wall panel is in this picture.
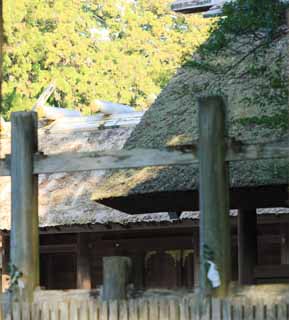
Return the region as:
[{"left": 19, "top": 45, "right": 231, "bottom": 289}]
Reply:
[
  {"left": 145, "top": 251, "right": 181, "bottom": 289},
  {"left": 40, "top": 253, "right": 76, "bottom": 290}
]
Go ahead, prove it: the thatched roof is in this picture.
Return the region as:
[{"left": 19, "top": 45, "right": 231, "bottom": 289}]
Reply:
[
  {"left": 1, "top": 113, "right": 178, "bottom": 231},
  {"left": 0, "top": 113, "right": 288, "bottom": 230},
  {"left": 92, "top": 31, "right": 289, "bottom": 213}
]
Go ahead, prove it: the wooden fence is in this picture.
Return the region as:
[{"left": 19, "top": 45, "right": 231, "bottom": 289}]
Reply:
[{"left": 0, "top": 296, "right": 289, "bottom": 320}]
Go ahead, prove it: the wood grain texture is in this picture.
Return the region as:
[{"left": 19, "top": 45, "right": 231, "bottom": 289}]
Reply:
[
  {"left": 0, "top": 297, "right": 289, "bottom": 320},
  {"left": 76, "top": 234, "right": 91, "bottom": 290},
  {"left": 33, "top": 147, "right": 197, "bottom": 174},
  {"left": 33, "top": 138, "right": 288, "bottom": 174},
  {"left": 102, "top": 257, "right": 131, "bottom": 301},
  {"left": 198, "top": 96, "right": 231, "bottom": 297},
  {"left": 1, "top": 138, "right": 287, "bottom": 176},
  {"left": 10, "top": 112, "right": 39, "bottom": 303},
  {"left": 119, "top": 300, "right": 129, "bottom": 320}
]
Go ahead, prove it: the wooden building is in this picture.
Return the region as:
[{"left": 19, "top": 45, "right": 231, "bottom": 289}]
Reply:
[
  {"left": 0, "top": 9, "right": 288, "bottom": 320},
  {"left": 0, "top": 108, "right": 288, "bottom": 294},
  {"left": 91, "top": 26, "right": 289, "bottom": 291},
  {"left": 0, "top": 21, "right": 288, "bottom": 307}
]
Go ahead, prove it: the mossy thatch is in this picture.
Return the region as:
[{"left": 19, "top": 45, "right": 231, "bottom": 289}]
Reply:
[
  {"left": 92, "top": 31, "right": 289, "bottom": 209},
  {"left": 0, "top": 116, "right": 287, "bottom": 230}
]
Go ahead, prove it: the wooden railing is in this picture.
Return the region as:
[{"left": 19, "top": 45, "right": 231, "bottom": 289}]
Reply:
[{"left": 1, "top": 295, "right": 289, "bottom": 320}]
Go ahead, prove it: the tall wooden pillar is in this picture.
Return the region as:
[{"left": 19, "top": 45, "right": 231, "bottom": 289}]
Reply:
[
  {"left": 102, "top": 256, "right": 131, "bottom": 301},
  {"left": 198, "top": 96, "right": 231, "bottom": 297},
  {"left": 10, "top": 112, "right": 39, "bottom": 303},
  {"left": 238, "top": 209, "right": 257, "bottom": 285},
  {"left": 77, "top": 233, "right": 91, "bottom": 289}
]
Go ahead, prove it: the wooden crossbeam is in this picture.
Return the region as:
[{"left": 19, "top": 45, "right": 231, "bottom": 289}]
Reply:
[
  {"left": 226, "top": 138, "right": 289, "bottom": 161},
  {"left": 40, "top": 244, "right": 77, "bottom": 254},
  {"left": 0, "top": 138, "right": 288, "bottom": 176},
  {"left": 33, "top": 147, "right": 197, "bottom": 174},
  {"left": 90, "top": 235, "right": 195, "bottom": 251}
]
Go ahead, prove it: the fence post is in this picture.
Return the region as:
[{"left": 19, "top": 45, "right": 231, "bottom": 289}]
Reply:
[
  {"left": 193, "top": 231, "right": 200, "bottom": 291},
  {"left": 10, "top": 112, "right": 39, "bottom": 303},
  {"left": 102, "top": 256, "right": 131, "bottom": 300},
  {"left": 198, "top": 96, "right": 231, "bottom": 297}
]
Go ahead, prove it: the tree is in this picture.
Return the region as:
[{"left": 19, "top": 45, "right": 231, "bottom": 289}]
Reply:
[{"left": 2, "top": 0, "right": 210, "bottom": 118}]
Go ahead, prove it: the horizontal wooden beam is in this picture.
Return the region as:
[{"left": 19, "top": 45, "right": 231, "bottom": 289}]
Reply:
[
  {"left": 0, "top": 214, "right": 284, "bottom": 235},
  {"left": 91, "top": 235, "right": 195, "bottom": 251},
  {"left": 33, "top": 147, "right": 197, "bottom": 174},
  {"left": 40, "top": 244, "right": 77, "bottom": 254},
  {"left": 1, "top": 138, "right": 288, "bottom": 176},
  {"left": 34, "top": 138, "right": 289, "bottom": 174},
  {"left": 255, "top": 264, "right": 289, "bottom": 279},
  {"left": 38, "top": 220, "right": 198, "bottom": 234},
  {"left": 227, "top": 138, "right": 288, "bottom": 162}
]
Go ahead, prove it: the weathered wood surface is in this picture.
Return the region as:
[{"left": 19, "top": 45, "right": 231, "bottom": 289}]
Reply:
[
  {"left": 34, "top": 138, "right": 288, "bottom": 174},
  {"left": 193, "top": 231, "right": 200, "bottom": 291},
  {"left": 10, "top": 112, "right": 39, "bottom": 303},
  {"left": 33, "top": 147, "right": 197, "bottom": 174},
  {"left": 76, "top": 234, "right": 92, "bottom": 290},
  {"left": 102, "top": 256, "right": 131, "bottom": 301},
  {"left": 0, "top": 138, "right": 287, "bottom": 176},
  {"left": 1, "top": 296, "right": 289, "bottom": 320},
  {"left": 1, "top": 234, "right": 10, "bottom": 293},
  {"left": 226, "top": 137, "right": 289, "bottom": 162},
  {"left": 198, "top": 96, "right": 231, "bottom": 297},
  {"left": 32, "top": 82, "right": 56, "bottom": 111}
]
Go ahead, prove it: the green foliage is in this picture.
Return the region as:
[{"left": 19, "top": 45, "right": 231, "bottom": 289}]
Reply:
[
  {"left": 199, "top": 0, "right": 288, "bottom": 55},
  {"left": 179, "top": 0, "right": 289, "bottom": 137},
  {"left": 8, "top": 263, "right": 23, "bottom": 292},
  {"left": 2, "top": 0, "right": 210, "bottom": 118}
]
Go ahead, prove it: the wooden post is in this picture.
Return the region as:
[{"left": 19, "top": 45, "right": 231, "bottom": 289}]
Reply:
[
  {"left": 131, "top": 253, "right": 145, "bottom": 291},
  {"left": 1, "top": 234, "right": 10, "bottom": 292},
  {"left": 238, "top": 209, "right": 257, "bottom": 285},
  {"left": 193, "top": 231, "right": 200, "bottom": 291},
  {"left": 281, "top": 223, "right": 289, "bottom": 265},
  {"left": 0, "top": 234, "right": 2, "bottom": 294},
  {"left": 47, "top": 255, "right": 54, "bottom": 289},
  {"left": 10, "top": 112, "right": 39, "bottom": 303},
  {"left": 198, "top": 96, "right": 231, "bottom": 297},
  {"left": 77, "top": 233, "right": 92, "bottom": 289},
  {"left": 102, "top": 256, "right": 131, "bottom": 301}
]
